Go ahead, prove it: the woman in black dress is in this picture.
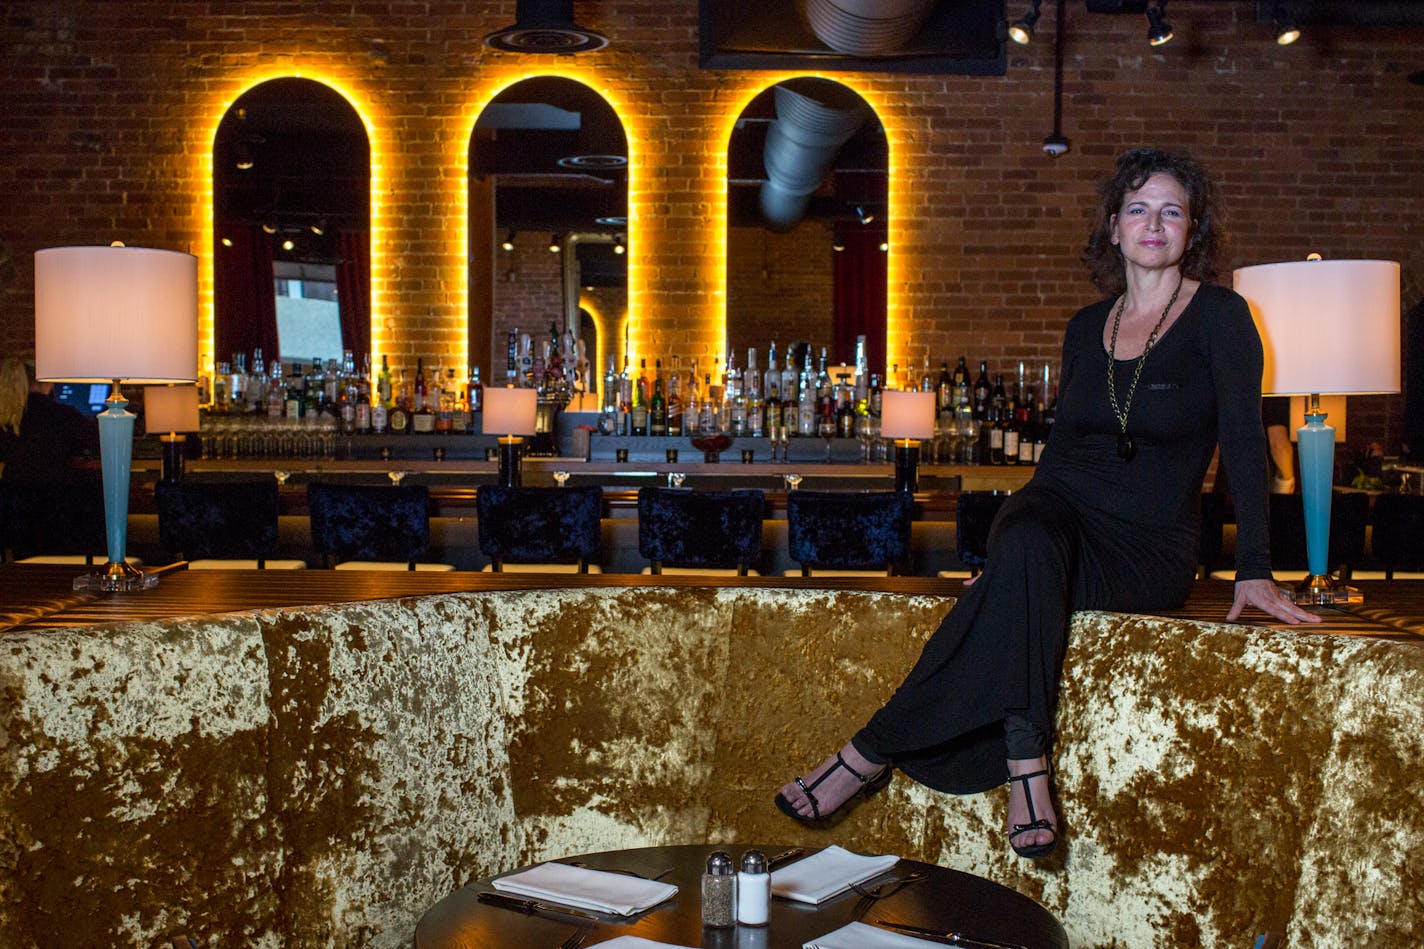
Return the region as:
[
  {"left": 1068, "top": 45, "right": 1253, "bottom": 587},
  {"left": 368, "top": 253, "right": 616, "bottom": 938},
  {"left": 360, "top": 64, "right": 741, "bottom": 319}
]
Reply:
[{"left": 774, "top": 148, "right": 1319, "bottom": 858}]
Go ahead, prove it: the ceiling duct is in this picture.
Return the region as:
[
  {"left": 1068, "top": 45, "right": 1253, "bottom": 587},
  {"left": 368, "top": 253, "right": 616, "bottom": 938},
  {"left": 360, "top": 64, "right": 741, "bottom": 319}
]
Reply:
[
  {"left": 795, "top": 0, "right": 939, "bottom": 56},
  {"left": 484, "top": 0, "right": 609, "bottom": 54},
  {"left": 758, "top": 78, "right": 870, "bottom": 232}
]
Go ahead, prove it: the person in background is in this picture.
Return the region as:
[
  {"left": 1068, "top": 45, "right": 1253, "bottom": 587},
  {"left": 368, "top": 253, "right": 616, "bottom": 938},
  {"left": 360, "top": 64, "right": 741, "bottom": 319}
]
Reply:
[
  {"left": 0, "top": 355, "right": 100, "bottom": 483},
  {"left": 1263, "top": 396, "right": 1295, "bottom": 494},
  {"left": 772, "top": 148, "right": 1318, "bottom": 861}
]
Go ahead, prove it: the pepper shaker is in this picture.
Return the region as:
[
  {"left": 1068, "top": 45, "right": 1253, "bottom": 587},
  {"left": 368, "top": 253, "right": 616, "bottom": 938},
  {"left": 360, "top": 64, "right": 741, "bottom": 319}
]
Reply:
[
  {"left": 701, "top": 850, "right": 736, "bottom": 928},
  {"left": 736, "top": 848, "right": 770, "bottom": 927}
]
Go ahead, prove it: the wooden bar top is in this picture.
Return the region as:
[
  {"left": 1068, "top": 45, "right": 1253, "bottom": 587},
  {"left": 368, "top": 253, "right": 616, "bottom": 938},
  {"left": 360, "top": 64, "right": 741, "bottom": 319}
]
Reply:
[{"left": 3, "top": 565, "right": 1421, "bottom": 640}]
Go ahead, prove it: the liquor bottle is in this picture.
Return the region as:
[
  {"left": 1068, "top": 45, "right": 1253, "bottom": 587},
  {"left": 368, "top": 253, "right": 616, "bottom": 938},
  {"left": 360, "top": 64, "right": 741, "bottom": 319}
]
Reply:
[
  {"left": 745, "top": 348, "right": 763, "bottom": 438},
  {"left": 324, "top": 358, "right": 340, "bottom": 412},
  {"left": 987, "top": 403, "right": 1005, "bottom": 465},
  {"left": 973, "top": 361, "right": 992, "bottom": 420},
  {"left": 617, "top": 357, "right": 633, "bottom": 435},
  {"left": 630, "top": 358, "right": 650, "bottom": 435},
  {"left": 936, "top": 360, "right": 954, "bottom": 414},
  {"left": 506, "top": 330, "right": 519, "bottom": 386},
  {"left": 649, "top": 374, "right": 667, "bottom": 436},
  {"left": 468, "top": 366, "right": 483, "bottom": 414},
  {"left": 377, "top": 355, "right": 393, "bottom": 408},
  {"left": 764, "top": 342, "right": 779, "bottom": 402},
  {"left": 1003, "top": 404, "right": 1021, "bottom": 466},
  {"left": 698, "top": 373, "right": 717, "bottom": 434},
  {"left": 835, "top": 371, "right": 856, "bottom": 438},
  {"left": 212, "top": 361, "right": 230, "bottom": 414},
  {"left": 197, "top": 354, "right": 211, "bottom": 408},
  {"left": 797, "top": 360, "right": 816, "bottom": 437},
  {"left": 763, "top": 380, "right": 781, "bottom": 434},
  {"left": 371, "top": 386, "right": 388, "bottom": 434},
  {"left": 953, "top": 355, "right": 970, "bottom": 389},
  {"left": 666, "top": 355, "right": 684, "bottom": 437},
  {"left": 229, "top": 353, "right": 247, "bottom": 412},
  {"left": 868, "top": 373, "right": 884, "bottom": 418},
  {"left": 248, "top": 348, "right": 267, "bottom": 412},
  {"left": 284, "top": 363, "right": 303, "bottom": 419},
  {"left": 413, "top": 358, "right": 427, "bottom": 412},
  {"left": 340, "top": 350, "right": 359, "bottom": 435}
]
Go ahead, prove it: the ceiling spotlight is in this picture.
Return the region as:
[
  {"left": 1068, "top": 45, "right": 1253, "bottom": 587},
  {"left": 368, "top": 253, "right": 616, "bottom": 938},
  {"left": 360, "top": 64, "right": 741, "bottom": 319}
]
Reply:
[
  {"left": 613, "top": 235, "right": 626, "bottom": 255},
  {"left": 309, "top": 218, "right": 327, "bottom": 237},
  {"left": 855, "top": 205, "right": 875, "bottom": 225},
  {"left": 233, "top": 142, "right": 255, "bottom": 171},
  {"left": 220, "top": 236, "right": 234, "bottom": 248},
  {"left": 501, "top": 229, "right": 516, "bottom": 252},
  {"left": 1008, "top": 0, "right": 1042, "bottom": 45},
  {"left": 261, "top": 221, "right": 278, "bottom": 235},
  {"left": 1146, "top": 3, "right": 1173, "bottom": 47},
  {"left": 1273, "top": 4, "right": 1300, "bottom": 45},
  {"left": 832, "top": 239, "right": 846, "bottom": 253},
  {"left": 281, "top": 238, "right": 295, "bottom": 252},
  {"left": 879, "top": 240, "right": 889, "bottom": 252},
  {"left": 548, "top": 234, "right": 563, "bottom": 253}
]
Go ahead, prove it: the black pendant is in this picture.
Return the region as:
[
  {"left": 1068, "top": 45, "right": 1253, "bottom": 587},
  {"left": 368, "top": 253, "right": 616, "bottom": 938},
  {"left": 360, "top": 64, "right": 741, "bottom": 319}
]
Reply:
[{"left": 1117, "top": 431, "right": 1136, "bottom": 462}]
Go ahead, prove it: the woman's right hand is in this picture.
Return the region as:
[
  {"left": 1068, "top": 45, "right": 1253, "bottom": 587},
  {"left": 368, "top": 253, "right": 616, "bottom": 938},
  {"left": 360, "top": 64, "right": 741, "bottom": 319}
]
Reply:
[{"left": 1226, "top": 578, "right": 1321, "bottom": 624}]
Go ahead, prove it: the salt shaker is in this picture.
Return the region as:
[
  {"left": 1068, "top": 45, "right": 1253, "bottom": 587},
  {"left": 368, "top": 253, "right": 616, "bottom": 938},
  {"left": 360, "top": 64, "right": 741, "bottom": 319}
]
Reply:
[
  {"left": 736, "top": 848, "right": 770, "bottom": 927},
  {"left": 702, "top": 850, "right": 736, "bottom": 928}
]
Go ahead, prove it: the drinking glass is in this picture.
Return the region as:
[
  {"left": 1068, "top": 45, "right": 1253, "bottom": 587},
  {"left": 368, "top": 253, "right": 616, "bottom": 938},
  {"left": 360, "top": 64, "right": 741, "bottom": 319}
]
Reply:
[
  {"left": 387, "top": 470, "right": 407, "bottom": 486},
  {"left": 818, "top": 417, "right": 836, "bottom": 463},
  {"left": 856, "top": 414, "right": 877, "bottom": 463},
  {"left": 553, "top": 470, "right": 570, "bottom": 488},
  {"left": 783, "top": 472, "right": 803, "bottom": 491}
]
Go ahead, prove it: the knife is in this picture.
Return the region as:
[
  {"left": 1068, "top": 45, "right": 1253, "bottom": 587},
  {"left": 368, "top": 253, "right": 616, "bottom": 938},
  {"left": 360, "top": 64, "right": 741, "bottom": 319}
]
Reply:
[
  {"left": 477, "top": 890, "right": 601, "bottom": 921},
  {"left": 875, "top": 920, "right": 1027, "bottom": 949}
]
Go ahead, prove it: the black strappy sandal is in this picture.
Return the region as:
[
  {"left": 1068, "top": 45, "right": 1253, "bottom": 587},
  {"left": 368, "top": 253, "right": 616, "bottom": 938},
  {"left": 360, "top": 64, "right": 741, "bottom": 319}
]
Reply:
[
  {"left": 1006, "top": 768, "right": 1058, "bottom": 858},
  {"left": 774, "top": 751, "right": 892, "bottom": 826}
]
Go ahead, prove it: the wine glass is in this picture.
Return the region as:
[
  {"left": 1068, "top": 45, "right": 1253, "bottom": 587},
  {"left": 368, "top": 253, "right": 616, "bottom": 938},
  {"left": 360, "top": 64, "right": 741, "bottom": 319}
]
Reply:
[
  {"left": 668, "top": 471, "right": 686, "bottom": 488},
  {"left": 273, "top": 469, "right": 290, "bottom": 487},
  {"left": 856, "top": 414, "right": 877, "bottom": 463},
  {"left": 553, "top": 470, "right": 570, "bottom": 488},
  {"left": 817, "top": 416, "right": 836, "bottom": 463},
  {"left": 387, "top": 470, "right": 407, "bottom": 486}
]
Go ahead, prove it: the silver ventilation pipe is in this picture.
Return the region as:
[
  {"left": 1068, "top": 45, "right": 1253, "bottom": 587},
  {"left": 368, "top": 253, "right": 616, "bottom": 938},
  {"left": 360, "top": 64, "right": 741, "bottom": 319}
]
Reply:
[
  {"left": 758, "top": 78, "right": 870, "bottom": 232},
  {"left": 796, "top": 0, "right": 938, "bottom": 57}
]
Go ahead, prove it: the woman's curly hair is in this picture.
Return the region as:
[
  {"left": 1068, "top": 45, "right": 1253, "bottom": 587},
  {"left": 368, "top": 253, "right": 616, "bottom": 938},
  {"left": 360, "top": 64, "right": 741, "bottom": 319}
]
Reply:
[{"left": 1081, "top": 147, "right": 1226, "bottom": 297}]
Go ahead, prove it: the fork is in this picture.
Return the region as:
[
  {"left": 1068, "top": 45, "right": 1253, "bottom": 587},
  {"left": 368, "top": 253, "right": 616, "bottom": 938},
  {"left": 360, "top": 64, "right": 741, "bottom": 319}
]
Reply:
[
  {"left": 564, "top": 860, "right": 674, "bottom": 881},
  {"left": 557, "top": 929, "right": 586, "bottom": 949}
]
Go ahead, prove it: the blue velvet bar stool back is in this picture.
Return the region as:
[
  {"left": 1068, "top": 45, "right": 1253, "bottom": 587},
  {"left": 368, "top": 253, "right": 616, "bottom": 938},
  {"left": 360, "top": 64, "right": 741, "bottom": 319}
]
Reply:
[
  {"left": 942, "top": 490, "right": 1010, "bottom": 578},
  {"left": 307, "top": 482, "right": 453, "bottom": 571},
  {"left": 637, "top": 487, "right": 765, "bottom": 575},
  {"left": 3, "top": 475, "right": 136, "bottom": 566},
  {"left": 476, "top": 484, "right": 603, "bottom": 573},
  {"left": 155, "top": 480, "right": 305, "bottom": 569},
  {"left": 784, "top": 489, "right": 913, "bottom": 576},
  {"left": 1364, "top": 493, "right": 1424, "bottom": 580}
]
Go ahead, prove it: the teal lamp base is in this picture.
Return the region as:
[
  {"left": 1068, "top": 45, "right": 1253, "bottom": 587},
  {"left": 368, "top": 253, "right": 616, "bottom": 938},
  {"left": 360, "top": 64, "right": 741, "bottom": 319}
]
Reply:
[
  {"left": 73, "top": 385, "right": 158, "bottom": 593},
  {"left": 1288, "top": 406, "right": 1360, "bottom": 605}
]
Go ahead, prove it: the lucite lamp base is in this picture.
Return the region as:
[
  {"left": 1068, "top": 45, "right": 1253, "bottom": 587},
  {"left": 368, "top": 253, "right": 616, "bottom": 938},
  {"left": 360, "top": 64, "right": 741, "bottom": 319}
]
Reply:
[
  {"left": 75, "top": 560, "right": 158, "bottom": 593},
  {"left": 1289, "top": 573, "right": 1361, "bottom": 605}
]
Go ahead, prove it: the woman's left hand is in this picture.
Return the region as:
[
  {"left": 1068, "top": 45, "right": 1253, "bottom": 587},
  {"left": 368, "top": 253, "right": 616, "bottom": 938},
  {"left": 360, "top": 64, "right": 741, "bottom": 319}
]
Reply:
[{"left": 1226, "top": 578, "right": 1322, "bottom": 624}]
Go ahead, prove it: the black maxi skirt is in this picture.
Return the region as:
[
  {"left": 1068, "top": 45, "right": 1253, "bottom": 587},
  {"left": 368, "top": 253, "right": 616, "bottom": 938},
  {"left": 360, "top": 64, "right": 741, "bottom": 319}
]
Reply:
[{"left": 853, "top": 482, "right": 1198, "bottom": 795}]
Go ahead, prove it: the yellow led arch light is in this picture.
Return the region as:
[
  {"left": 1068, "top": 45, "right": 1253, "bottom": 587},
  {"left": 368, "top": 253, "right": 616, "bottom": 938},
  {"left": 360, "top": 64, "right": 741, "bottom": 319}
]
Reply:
[
  {"left": 460, "top": 68, "right": 641, "bottom": 385},
  {"left": 199, "top": 69, "right": 387, "bottom": 373},
  {"left": 715, "top": 73, "right": 903, "bottom": 367}
]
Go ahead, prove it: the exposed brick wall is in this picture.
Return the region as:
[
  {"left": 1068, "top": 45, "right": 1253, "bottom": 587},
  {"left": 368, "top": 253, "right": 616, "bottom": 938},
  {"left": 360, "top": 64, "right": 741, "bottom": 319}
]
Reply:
[{"left": 1, "top": 2, "right": 1422, "bottom": 451}]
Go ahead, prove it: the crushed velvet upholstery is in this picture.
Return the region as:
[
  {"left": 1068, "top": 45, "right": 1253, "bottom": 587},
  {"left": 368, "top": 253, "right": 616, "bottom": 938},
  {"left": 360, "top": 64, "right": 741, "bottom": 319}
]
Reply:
[
  {"left": 1, "top": 476, "right": 108, "bottom": 561},
  {"left": 476, "top": 485, "right": 602, "bottom": 570},
  {"left": 636, "top": 487, "right": 764, "bottom": 573},
  {"left": 1267, "top": 490, "right": 1369, "bottom": 573},
  {"left": 1370, "top": 493, "right": 1424, "bottom": 577},
  {"left": 307, "top": 482, "right": 431, "bottom": 568},
  {"left": 3, "top": 587, "right": 1422, "bottom": 947},
  {"left": 955, "top": 490, "right": 1009, "bottom": 574},
  {"left": 155, "top": 480, "right": 281, "bottom": 564},
  {"left": 785, "top": 489, "right": 912, "bottom": 573}
]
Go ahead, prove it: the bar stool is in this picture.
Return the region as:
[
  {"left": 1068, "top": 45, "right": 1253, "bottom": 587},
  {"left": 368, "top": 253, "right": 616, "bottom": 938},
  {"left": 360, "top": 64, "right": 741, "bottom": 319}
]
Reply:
[
  {"left": 307, "top": 482, "right": 454, "bottom": 571},
  {"left": 476, "top": 484, "right": 603, "bottom": 573},
  {"left": 155, "top": 480, "right": 306, "bottom": 569},
  {"left": 637, "top": 487, "right": 765, "bottom": 576},
  {"left": 1363, "top": 493, "right": 1424, "bottom": 580},
  {"left": 784, "top": 489, "right": 912, "bottom": 577},
  {"left": 938, "top": 490, "right": 1009, "bottom": 579},
  {"left": 2, "top": 476, "right": 142, "bottom": 567}
]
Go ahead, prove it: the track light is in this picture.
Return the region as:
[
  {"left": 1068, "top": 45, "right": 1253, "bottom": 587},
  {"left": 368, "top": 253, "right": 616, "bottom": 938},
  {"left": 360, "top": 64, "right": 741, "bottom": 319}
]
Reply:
[
  {"left": 261, "top": 220, "right": 278, "bottom": 235},
  {"left": 1146, "top": 3, "right": 1173, "bottom": 47},
  {"left": 548, "top": 234, "right": 562, "bottom": 253},
  {"left": 855, "top": 205, "right": 875, "bottom": 225},
  {"left": 832, "top": 238, "right": 846, "bottom": 253},
  {"left": 309, "top": 218, "right": 327, "bottom": 237},
  {"left": 501, "top": 229, "right": 516, "bottom": 252},
  {"left": 613, "top": 235, "right": 626, "bottom": 255},
  {"left": 1273, "top": 4, "right": 1299, "bottom": 45},
  {"left": 1008, "top": 0, "right": 1042, "bottom": 45},
  {"left": 233, "top": 142, "right": 255, "bottom": 171},
  {"left": 281, "top": 238, "right": 295, "bottom": 252}
]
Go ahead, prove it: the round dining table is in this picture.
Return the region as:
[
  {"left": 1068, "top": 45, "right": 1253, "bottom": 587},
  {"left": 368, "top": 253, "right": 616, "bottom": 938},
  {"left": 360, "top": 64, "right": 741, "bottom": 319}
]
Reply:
[{"left": 414, "top": 843, "right": 1068, "bottom": 949}]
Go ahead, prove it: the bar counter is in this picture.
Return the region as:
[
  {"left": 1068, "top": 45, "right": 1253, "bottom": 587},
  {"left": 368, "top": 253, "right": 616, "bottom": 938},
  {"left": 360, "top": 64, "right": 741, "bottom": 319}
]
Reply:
[{"left": 5, "top": 563, "right": 1421, "bottom": 638}]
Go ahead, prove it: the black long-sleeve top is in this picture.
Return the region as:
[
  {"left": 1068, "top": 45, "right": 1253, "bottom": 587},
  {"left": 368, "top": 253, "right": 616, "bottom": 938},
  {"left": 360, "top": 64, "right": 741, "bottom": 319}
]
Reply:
[{"left": 1035, "top": 282, "right": 1272, "bottom": 581}]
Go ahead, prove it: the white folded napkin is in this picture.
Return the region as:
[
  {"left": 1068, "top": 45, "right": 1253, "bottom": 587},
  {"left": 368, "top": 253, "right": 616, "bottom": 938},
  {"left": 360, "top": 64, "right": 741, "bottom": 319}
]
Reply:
[
  {"left": 593, "top": 938, "right": 699, "bottom": 949},
  {"left": 804, "top": 920, "right": 947, "bottom": 948},
  {"left": 770, "top": 844, "right": 901, "bottom": 905},
  {"left": 491, "top": 862, "right": 678, "bottom": 916}
]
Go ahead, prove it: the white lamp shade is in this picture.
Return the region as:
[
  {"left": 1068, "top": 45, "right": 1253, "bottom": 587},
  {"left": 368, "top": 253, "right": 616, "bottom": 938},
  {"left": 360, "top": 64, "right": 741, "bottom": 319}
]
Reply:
[
  {"left": 144, "top": 384, "right": 201, "bottom": 434},
  {"left": 1234, "top": 258, "right": 1400, "bottom": 396},
  {"left": 879, "top": 388, "right": 936, "bottom": 439},
  {"left": 481, "top": 385, "right": 538, "bottom": 435},
  {"left": 35, "top": 245, "right": 198, "bottom": 384}
]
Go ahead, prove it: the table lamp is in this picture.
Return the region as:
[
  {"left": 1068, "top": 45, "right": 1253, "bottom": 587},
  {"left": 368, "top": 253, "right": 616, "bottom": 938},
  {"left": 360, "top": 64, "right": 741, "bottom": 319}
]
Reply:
[
  {"left": 880, "top": 388, "right": 936, "bottom": 493},
  {"left": 1234, "top": 256, "right": 1400, "bottom": 604},
  {"left": 482, "top": 385, "right": 538, "bottom": 487},
  {"left": 35, "top": 244, "right": 198, "bottom": 592},
  {"left": 144, "top": 384, "right": 201, "bottom": 484}
]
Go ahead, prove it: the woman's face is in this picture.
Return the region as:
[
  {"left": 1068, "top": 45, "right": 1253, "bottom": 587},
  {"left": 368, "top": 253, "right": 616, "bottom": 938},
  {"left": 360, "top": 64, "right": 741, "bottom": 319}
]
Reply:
[{"left": 1110, "top": 172, "right": 1193, "bottom": 273}]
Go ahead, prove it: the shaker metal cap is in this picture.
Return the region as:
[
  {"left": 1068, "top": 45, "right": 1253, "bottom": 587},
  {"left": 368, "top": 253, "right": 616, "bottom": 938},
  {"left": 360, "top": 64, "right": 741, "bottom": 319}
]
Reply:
[
  {"left": 740, "top": 849, "right": 768, "bottom": 874},
  {"left": 706, "top": 850, "right": 736, "bottom": 875}
]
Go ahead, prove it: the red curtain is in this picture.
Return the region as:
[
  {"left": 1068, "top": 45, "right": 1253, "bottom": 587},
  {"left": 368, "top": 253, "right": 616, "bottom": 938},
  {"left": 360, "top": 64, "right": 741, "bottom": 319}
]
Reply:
[
  {"left": 336, "top": 229, "right": 371, "bottom": 358},
  {"left": 833, "top": 222, "right": 888, "bottom": 374},
  {"left": 214, "top": 225, "right": 278, "bottom": 364}
]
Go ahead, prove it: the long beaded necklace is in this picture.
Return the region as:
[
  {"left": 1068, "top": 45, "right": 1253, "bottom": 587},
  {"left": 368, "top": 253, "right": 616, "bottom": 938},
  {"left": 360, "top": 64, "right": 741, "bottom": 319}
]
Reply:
[{"left": 1106, "top": 273, "right": 1183, "bottom": 461}]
